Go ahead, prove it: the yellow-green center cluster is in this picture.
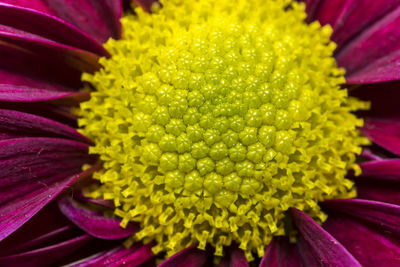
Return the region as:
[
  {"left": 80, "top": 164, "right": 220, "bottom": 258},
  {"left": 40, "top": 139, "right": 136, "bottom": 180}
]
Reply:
[{"left": 78, "top": 0, "right": 369, "bottom": 260}]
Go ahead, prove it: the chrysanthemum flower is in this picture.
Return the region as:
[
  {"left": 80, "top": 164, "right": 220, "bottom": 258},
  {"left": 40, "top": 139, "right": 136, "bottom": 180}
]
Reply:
[{"left": 1, "top": 0, "right": 400, "bottom": 266}]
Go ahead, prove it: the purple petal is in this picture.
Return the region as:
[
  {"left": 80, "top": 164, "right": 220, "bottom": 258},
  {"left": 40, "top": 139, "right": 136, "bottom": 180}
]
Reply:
[
  {"left": 58, "top": 197, "right": 137, "bottom": 240},
  {"left": 159, "top": 246, "right": 211, "bottom": 267},
  {"left": 71, "top": 243, "right": 154, "bottom": 267},
  {"left": 361, "top": 119, "right": 400, "bottom": 156},
  {"left": 350, "top": 80, "right": 400, "bottom": 118},
  {"left": 360, "top": 148, "right": 383, "bottom": 161},
  {"left": 289, "top": 208, "right": 361, "bottom": 267},
  {"left": 323, "top": 199, "right": 400, "bottom": 236},
  {"left": 0, "top": 137, "right": 94, "bottom": 188},
  {"left": 0, "top": 0, "right": 123, "bottom": 43},
  {"left": 304, "top": 0, "right": 322, "bottom": 23},
  {"left": 360, "top": 159, "right": 400, "bottom": 181},
  {"left": 0, "top": 109, "right": 90, "bottom": 143},
  {"left": 260, "top": 237, "right": 304, "bottom": 267},
  {"left": 0, "top": 24, "right": 101, "bottom": 73},
  {"left": 0, "top": 138, "right": 96, "bottom": 242},
  {"left": 336, "top": 5, "right": 400, "bottom": 83},
  {"left": 355, "top": 179, "right": 400, "bottom": 206},
  {"left": 314, "top": 0, "right": 400, "bottom": 49},
  {"left": 324, "top": 213, "right": 400, "bottom": 267},
  {"left": 314, "top": 0, "right": 348, "bottom": 29},
  {"left": 0, "top": 234, "right": 92, "bottom": 267},
  {"left": 0, "top": 102, "right": 78, "bottom": 127},
  {"left": 0, "top": 42, "right": 83, "bottom": 92},
  {"left": 0, "top": 202, "right": 72, "bottom": 255},
  {"left": 217, "top": 245, "right": 248, "bottom": 267},
  {"left": 74, "top": 191, "right": 115, "bottom": 209},
  {"left": 133, "top": 0, "right": 158, "bottom": 13},
  {"left": 347, "top": 49, "right": 400, "bottom": 83},
  {"left": 0, "top": 3, "right": 108, "bottom": 56}
]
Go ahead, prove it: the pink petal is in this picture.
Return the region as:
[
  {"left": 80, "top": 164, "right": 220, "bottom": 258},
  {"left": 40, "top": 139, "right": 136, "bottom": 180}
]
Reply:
[
  {"left": 304, "top": 0, "right": 322, "bottom": 23},
  {"left": 0, "top": 138, "right": 96, "bottom": 242},
  {"left": 323, "top": 199, "right": 400, "bottom": 236},
  {"left": 336, "top": 5, "right": 400, "bottom": 83},
  {"left": 346, "top": 49, "right": 400, "bottom": 83},
  {"left": 0, "top": 109, "right": 90, "bottom": 143},
  {"left": 360, "top": 148, "right": 383, "bottom": 161},
  {"left": 0, "top": 202, "right": 72, "bottom": 255},
  {"left": 289, "top": 208, "right": 361, "bottom": 267},
  {"left": 361, "top": 119, "right": 400, "bottom": 156},
  {"left": 71, "top": 243, "right": 154, "bottom": 267},
  {"left": 350, "top": 80, "right": 400, "bottom": 118},
  {"left": 330, "top": 0, "right": 400, "bottom": 48},
  {"left": 295, "top": 236, "right": 325, "bottom": 267},
  {"left": 74, "top": 191, "right": 115, "bottom": 209},
  {"left": 0, "top": 0, "right": 123, "bottom": 43},
  {"left": 58, "top": 197, "right": 137, "bottom": 240},
  {"left": 355, "top": 179, "right": 400, "bottom": 206},
  {"left": 217, "top": 245, "right": 248, "bottom": 267},
  {"left": 0, "top": 24, "right": 101, "bottom": 73},
  {"left": 314, "top": 0, "right": 348, "bottom": 29},
  {"left": 159, "top": 246, "right": 211, "bottom": 267},
  {"left": 0, "top": 41, "right": 81, "bottom": 84},
  {"left": 324, "top": 213, "right": 400, "bottom": 267},
  {"left": 0, "top": 102, "right": 78, "bottom": 127},
  {"left": 260, "top": 237, "right": 304, "bottom": 267},
  {"left": 360, "top": 159, "right": 400, "bottom": 181},
  {"left": 0, "top": 234, "right": 93, "bottom": 267},
  {"left": 0, "top": 3, "right": 108, "bottom": 56}
]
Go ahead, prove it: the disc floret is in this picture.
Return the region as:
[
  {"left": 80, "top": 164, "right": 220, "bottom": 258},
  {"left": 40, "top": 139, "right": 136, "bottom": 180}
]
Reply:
[{"left": 78, "top": 0, "right": 369, "bottom": 260}]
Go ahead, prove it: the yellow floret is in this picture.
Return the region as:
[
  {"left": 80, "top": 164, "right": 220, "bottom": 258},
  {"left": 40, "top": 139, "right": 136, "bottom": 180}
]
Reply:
[{"left": 77, "top": 0, "right": 370, "bottom": 261}]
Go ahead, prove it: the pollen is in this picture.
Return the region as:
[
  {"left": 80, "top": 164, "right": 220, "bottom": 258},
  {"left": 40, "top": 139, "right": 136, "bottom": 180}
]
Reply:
[{"left": 77, "top": 0, "right": 370, "bottom": 261}]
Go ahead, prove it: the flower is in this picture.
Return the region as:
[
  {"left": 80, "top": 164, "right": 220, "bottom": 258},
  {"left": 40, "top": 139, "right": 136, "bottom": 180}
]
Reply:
[{"left": 1, "top": 0, "right": 400, "bottom": 266}]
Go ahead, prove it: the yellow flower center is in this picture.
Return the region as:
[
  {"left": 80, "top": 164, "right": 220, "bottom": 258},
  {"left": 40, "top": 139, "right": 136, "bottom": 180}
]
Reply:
[{"left": 78, "top": 0, "right": 369, "bottom": 261}]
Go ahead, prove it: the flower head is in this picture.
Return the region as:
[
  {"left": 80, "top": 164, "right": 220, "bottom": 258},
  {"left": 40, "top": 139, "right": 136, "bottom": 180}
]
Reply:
[
  {"left": 78, "top": 0, "right": 368, "bottom": 259},
  {"left": 1, "top": 0, "right": 400, "bottom": 266}
]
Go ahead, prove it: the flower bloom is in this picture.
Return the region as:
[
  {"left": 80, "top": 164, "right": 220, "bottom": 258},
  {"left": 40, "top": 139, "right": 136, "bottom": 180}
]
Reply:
[{"left": 1, "top": 0, "right": 400, "bottom": 266}]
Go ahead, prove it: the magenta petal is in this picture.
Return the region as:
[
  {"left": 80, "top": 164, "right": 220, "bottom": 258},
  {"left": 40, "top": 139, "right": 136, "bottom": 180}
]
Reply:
[
  {"left": 360, "top": 148, "right": 383, "bottom": 161},
  {"left": 260, "top": 237, "right": 304, "bottom": 267},
  {"left": 346, "top": 50, "right": 400, "bottom": 83},
  {"left": 218, "top": 245, "right": 248, "bottom": 267},
  {"left": 0, "top": 138, "right": 95, "bottom": 242},
  {"left": 289, "top": 208, "right": 361, "bottom": 267},
  {"left": 58, "top": 197, "right": 137, "bottom": 240},
  {"left": 324, "top": 213, "right": 400, "bottom": 267},
  {"left": 314, "top": 0, "right": 348, "bottom": 29},
  {"left": 304, "top": 0, "right": 322, "bottom": 22},
  {"left": 133, "top": 0, "right": 158, "bottom": 13},
  {"left": 0, "top": 42, "right": 82, "bottom": 91},
  {"left": 360, "top": 159, "right": 400, "bottom": 181},
  {"left": 362, "top": 119, "right": 400, "bottom": 156},
  {"left": 336, "top": 5, "right": 400, "bottom": 81},
  {"left": 159, "top": 246, "right": 211, "bottom": 267},
  {"left": 0, "top": 64, "right": 79, "bottom": 103},
  {"left": 74, "top": 191, "right": 115, "bottom": 209},
  {"left": 0, "top": 138, "right": 93, "bottom": 188},
  {"left": 0, "top": 24, "right": 100, "bottom": 73},
  {"left": 0, "top": 109, "right": 90, "bottom": 143},
  {"left": 332, "top": 0, "right": 400, "bottom": 47},
  {"left": 355, "top": 179, "right": 400, "bottom": 207},
  {"left": 350, "top": 80, "right": 400, "bottom": 118},
  {"left": 0, "top": 234, "right": 92, "bottom": 267},
  {"left": 0, "top": 3, "right": 108, "bottom": 56},
  {"left": 71, "top": 243, "right": 154, "bottom": 267},
  {"left": 0, "top": 0, "right": 123, "bottom": 43},
  {"left": 0, "top": 102, "right": 78, "bottom": 127},
  {"left": 323, "top": 199, "right": 400, "bottom": 236}
]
